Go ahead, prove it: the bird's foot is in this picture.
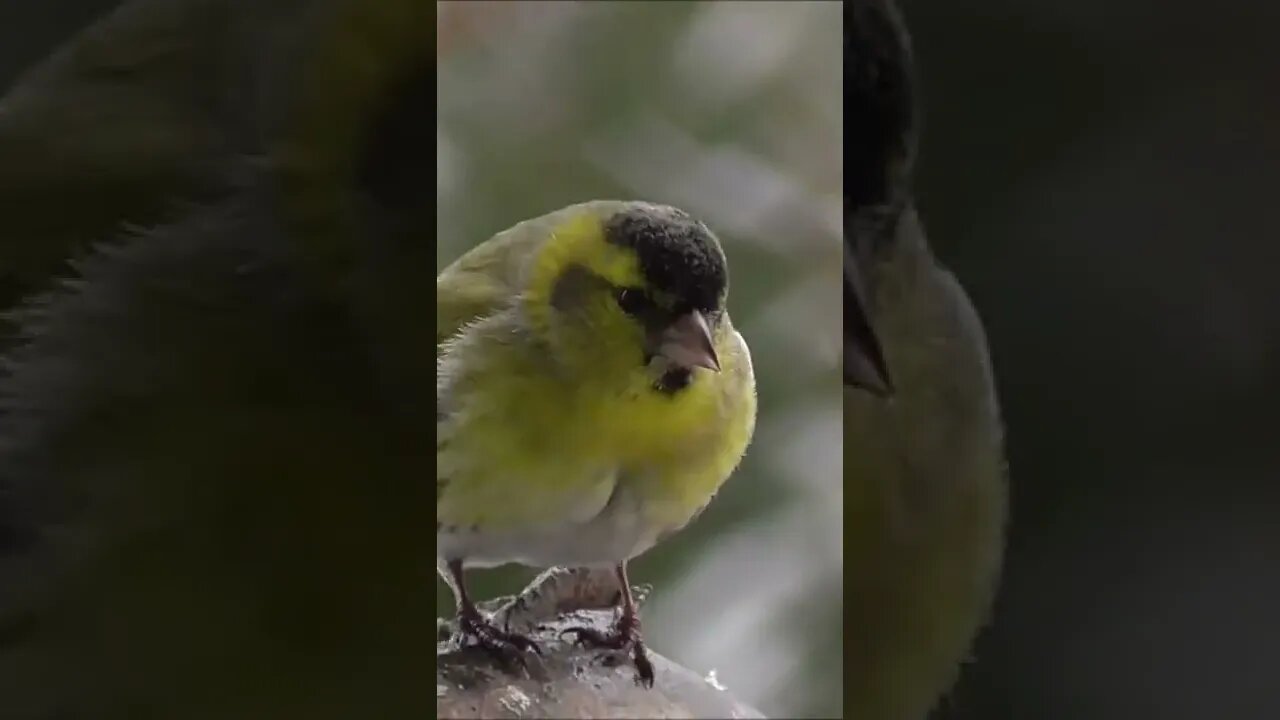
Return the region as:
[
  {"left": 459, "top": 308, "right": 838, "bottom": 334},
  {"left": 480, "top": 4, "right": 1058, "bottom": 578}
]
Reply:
[
  {"left": 561, "top": 612, "right": 655, "bottom": 687},
  {"left": 455, "top": 607, "right": 542, "bottom": 671}
]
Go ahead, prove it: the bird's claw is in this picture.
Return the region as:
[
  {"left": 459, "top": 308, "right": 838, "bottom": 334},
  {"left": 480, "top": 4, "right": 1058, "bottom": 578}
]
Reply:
[
  {"left": 561, "top": 622, "right": 655, "bottom": 687},
  {"left": 560, "top": 625, "right": 621, "bottom": 649},
  {"left": 456, "top": 611, "right": 542, "bottom": 671}
]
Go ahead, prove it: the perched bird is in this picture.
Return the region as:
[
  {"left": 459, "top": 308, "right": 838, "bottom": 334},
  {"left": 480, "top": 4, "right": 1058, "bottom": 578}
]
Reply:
[
  {"left": 844, "top": 2, "right": 1008, "bottom": 718},
  {"left": 436, "top": 201, "right": 757, "bottom": 686}
]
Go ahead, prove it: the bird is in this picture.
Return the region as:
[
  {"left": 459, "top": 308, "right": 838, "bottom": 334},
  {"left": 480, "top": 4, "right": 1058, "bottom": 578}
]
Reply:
[
  {"left": 435, "top": 200, "right": 758, "bottom": 687},
  {"left": 844, "top": 2, "right": 1008, "bottom": 718}
]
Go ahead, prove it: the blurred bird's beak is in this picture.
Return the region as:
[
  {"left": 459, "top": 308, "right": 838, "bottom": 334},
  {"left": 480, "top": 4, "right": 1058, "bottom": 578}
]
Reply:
[
  {"left": 658, "top": 310, "right": 720, "bottom": 372},
  {"left": 844, "top": 251, "right": 894, "bottom": 396}
]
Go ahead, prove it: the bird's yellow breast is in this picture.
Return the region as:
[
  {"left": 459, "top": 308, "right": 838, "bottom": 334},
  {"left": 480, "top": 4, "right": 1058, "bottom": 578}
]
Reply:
[{"left": 437, "top": 322, "right": 755, "bottom": 538}]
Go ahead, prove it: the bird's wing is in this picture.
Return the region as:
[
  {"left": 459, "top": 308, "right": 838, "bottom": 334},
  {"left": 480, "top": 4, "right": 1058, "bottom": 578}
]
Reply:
[
  {"left": 435, "top": 201, "right": 629, "bottom": 347},
  {"left": 435, "top": 233, "right": 529, "bottom": 348},
  {"left": 435, "top": 221, "right": 546, "bottom": 512}
]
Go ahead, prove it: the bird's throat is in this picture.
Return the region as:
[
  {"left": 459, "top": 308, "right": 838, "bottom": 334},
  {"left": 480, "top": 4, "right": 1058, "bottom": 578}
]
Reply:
[{"left": 654, "top": 367, "right": 692, "bottom": 395}]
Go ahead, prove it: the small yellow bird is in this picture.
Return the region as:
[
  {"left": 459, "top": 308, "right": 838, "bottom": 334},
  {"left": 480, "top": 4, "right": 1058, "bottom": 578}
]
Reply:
[{"left": 436, "top": 201, "right": 757, "bottom": 685}]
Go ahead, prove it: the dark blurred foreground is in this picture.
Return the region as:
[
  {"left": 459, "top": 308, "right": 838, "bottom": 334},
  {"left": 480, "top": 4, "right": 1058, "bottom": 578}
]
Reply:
[{"left": 907, "top": 2, "right": 1280, "bottom": 719}]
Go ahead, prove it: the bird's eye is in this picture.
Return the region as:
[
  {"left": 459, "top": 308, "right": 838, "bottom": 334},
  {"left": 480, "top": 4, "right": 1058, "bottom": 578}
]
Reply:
[{"left": 616, "top": 288, "right": 651, "bottom": 316}]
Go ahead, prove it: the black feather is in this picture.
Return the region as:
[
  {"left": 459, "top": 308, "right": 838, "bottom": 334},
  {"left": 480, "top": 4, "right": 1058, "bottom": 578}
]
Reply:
[
  {"left": 847, "top": 0, "right": 916, "bottom": 231},
  {"left": 845, "top": 0, "right": 913, "bottom": 393},
  {"left": 604, "top": 206, "right": 728, "bottom": 315}
]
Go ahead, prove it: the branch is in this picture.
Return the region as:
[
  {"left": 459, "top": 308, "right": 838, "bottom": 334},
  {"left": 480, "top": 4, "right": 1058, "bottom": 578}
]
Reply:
[{"left": 437, "top": 568, "right": 766, "bottom": 719}]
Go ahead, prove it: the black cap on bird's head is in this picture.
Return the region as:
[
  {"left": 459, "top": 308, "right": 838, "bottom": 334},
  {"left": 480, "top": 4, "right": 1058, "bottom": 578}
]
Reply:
[
  {"left": 604, "top": 205, "right": 728, "bottom": 391},
  {"left": 849, "top": 0, "right": 915, "bottom": 219},
  {"left": 604, "top": 205, "right": 728, "bottom": 314},
  {"left": 845, "top": 0, "right": 915, "bottom": 397}
]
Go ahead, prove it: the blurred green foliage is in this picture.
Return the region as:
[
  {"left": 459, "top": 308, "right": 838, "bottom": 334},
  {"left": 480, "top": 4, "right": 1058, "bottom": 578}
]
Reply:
[{"left": 437, "top": 2, "right": 843, "bottom": 717}]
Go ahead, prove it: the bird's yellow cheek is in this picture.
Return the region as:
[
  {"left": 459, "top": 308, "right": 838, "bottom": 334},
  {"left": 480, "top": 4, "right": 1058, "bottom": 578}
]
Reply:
[{"left": 596, "top": 372, "right": 724, "bottom": 464}]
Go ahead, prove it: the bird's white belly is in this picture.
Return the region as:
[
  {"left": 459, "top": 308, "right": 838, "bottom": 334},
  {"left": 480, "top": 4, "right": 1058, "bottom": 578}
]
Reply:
[{"left": 437, "top": 481, "right": 660, "bottom": 568}]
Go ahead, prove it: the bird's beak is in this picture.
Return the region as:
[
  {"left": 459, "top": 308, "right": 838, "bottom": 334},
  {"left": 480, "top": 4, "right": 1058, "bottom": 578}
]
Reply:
[
  {"left": 658, "top": 310, "right": 721, "bottom": 372},
  {"left": 844, "top": 250, "right": 894, "bottom": 396}
]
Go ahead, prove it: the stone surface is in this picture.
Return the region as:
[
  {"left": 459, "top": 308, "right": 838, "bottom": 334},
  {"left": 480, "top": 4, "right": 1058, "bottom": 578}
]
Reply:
[{"left": 436, "top": 568, "right": 765, "bottom": 720}]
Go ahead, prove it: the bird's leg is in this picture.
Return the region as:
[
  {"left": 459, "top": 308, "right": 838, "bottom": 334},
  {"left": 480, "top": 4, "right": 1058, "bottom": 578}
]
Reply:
[
  {"left": 446, "top": 559, "right": 541, "bottom": 661},
  {"left": 561, "top": 562, "right": 656, "bottom": 687}
]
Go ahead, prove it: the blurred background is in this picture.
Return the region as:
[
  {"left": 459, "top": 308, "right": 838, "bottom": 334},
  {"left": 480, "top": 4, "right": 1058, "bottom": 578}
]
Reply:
[
  {"left": 438, "top": 3, "right": 844, "bottom": 717},
  {"left": 901, "top": 2, "right": 1280, "bottom": 719}
]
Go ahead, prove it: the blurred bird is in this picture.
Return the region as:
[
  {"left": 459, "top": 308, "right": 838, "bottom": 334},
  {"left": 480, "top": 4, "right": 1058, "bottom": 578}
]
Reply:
[
  {"left": 844, "top": 2, "right": 1008, "bottom": 718},
  {"left": 436, "top": 201, "right": 758, "bottom": 686},
  {"left": 0, "top": 1, "right": 437, "bottom": 718}
]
